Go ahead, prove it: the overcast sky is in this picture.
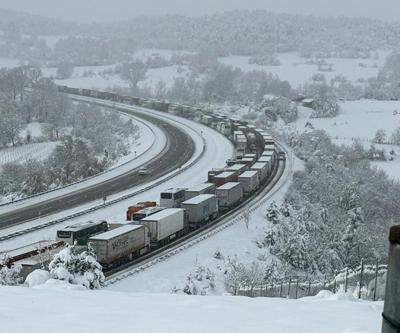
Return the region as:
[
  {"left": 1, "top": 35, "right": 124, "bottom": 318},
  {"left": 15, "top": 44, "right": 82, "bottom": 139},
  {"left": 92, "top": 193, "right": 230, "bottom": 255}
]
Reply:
[{"left": 0, "top": 0, "right": 399, "bottom": 22}]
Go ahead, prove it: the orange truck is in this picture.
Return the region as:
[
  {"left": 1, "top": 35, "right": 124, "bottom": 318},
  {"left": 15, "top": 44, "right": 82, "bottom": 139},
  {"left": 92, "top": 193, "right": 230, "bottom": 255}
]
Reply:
[{"left": 126, "top": 201, "right": 157, "bottom": 220}]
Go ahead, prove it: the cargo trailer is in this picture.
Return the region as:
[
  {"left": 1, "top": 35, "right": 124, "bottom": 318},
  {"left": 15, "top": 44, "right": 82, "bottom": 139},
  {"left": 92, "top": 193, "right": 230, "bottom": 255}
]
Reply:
[
  {"left": 89, "top": 225, "right": 149, "bottom": 267},
  {"left": 181, "top": 194, "right": 218, "bottom": 227},
  {"left": 140, "top": 208, "right": 185, "bottom": 246},
  {"left": 225, "top": 164, "right": 248, "bottom": 177},
  {"left": 185, "top": 183, "right": 216, "bottom": 200},
  {"left": 210, "top": 171, "right": 236, "bottom": 186},
  {"left": 250, "top": 162, "right": 269, "bottom": 183},
  {"left": 238, "top": 170, "right": 260, "bottom": 195},
  {"left": 216, "top": 182, "right": 243, "bottom": 211}
]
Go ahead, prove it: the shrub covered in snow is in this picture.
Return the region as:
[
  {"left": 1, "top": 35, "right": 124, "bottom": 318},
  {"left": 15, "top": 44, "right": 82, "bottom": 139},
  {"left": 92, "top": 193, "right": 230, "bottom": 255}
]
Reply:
[{"left": 48, "top": 244, "right": 105, "bottom": 290}]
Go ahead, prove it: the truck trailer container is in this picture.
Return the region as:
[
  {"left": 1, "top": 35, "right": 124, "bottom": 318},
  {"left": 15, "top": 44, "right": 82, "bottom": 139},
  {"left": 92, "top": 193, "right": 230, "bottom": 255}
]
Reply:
[
  {"left": 225, "top": 164, "right": 248, "bottom": 177},
  {"left": 89, "top": 225, "right": 148, "bottom": 266},
  {"left": 210, "top": 171, "right": 236, "bottom": 186},
  {"left": 181, "top": 194, "right": 218, "bottom": 227},
  {"left": 140, "top": 208, "right": 185, "bottom": 245},
  {"left": 216, "top": 182, "right": 243, "bottom": 211},
  {"left": 185, "top": 183, "right": 216, "bottom": 201},
  {"left": 238, "top": 170, "right": 260, "bottom": 195},
  {"left": 250, "top": 162, "right": 269, "bottom": 183}
]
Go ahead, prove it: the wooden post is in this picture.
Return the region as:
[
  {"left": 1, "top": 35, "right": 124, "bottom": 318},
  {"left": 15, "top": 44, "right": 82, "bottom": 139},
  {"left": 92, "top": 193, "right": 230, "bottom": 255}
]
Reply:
[
  {"left": 295, "top": 280, "right": 299, "bottom": 299},
  {"left": 382, "top": 225, "right": 400, "bottom": 333},
  {"left": 358, "top": 259, "right": 364, "bottom": 300},
  {"left": 373, "top": 260, "right": 379, "bottom": 302},
  {"left": 288, "top": 278, "right": 292, "bottom": 299},
  {"left": 345, "top": 267, "right": 348, "bottom": 293},
  {"left": 279, "top": 280, "right": 283, "bottom": 298},
  {"left": 308, "top": 280, "right": 311, "bottom": 296}
]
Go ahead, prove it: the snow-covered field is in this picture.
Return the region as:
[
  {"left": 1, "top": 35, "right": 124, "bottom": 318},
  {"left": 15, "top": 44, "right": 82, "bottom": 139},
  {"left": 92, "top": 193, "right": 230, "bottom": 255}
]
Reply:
[
  {"left": 0, "top": 284, "right": 382, "bottom": 333},
  {"left": 280, "top": 99, "right": 400, "bottom": 180},
  {"left": 219, "top": 51, "right": 388, "bottom": 89},
  {"left": 0, "top": 142, "right": 58, "bottom": 167}
]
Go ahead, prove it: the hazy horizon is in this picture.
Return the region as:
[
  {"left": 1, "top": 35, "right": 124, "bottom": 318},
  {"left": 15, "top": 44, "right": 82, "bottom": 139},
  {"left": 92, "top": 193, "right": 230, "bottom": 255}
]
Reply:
[{"left": 0, "top": 0, "right": 399, "bottom": 23}]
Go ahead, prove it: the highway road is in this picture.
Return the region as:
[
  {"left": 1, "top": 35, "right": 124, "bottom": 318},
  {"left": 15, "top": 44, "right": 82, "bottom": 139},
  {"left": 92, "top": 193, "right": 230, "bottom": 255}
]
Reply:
[{"left": 0, "top": 102, "right": 195, "bottom": 229}]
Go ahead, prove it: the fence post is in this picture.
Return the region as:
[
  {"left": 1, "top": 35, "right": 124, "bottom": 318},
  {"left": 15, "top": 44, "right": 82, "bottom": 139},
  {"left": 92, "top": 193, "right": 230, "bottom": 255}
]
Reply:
[
  {"left": 345, "top": 267, "right": 348, "bottom": 293},
  {"left": 308, "top": 280, "right": 311, "bottom": 296},
  {"left": 295, "top": 280, "right": 299, "bottom": 299},
  {"left": 288, "top": 277, "right": 292, "bottom": 299},
  {"left": 359, "top": 259, "right": 364, "bottom": 300},
  {"left": 271, "top": 283, "right": 274, "bottom": 297},
  {"left": 373, "top": 260, "right": 379, "bottom": 302},
  {"left": 333, "top": 278, "right": 337, "bottom": 294},
  {"left": 382, "top": 225, "right": 400, "bottom": 333},
  {"left": 323, "top": 275, "right": 326, "bottom": 289},
  {"left": 279, "top": 281, "right": 283, "bottom": 298}
]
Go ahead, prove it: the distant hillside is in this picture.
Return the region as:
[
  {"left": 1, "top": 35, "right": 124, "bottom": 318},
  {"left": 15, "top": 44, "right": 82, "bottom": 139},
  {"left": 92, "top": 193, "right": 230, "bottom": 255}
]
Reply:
[
  {"left": 0, "top": 8, "right": 77, "bottom": 35},
  {"left": 91, "top": 11, "right": 400, "bottom": 58}
]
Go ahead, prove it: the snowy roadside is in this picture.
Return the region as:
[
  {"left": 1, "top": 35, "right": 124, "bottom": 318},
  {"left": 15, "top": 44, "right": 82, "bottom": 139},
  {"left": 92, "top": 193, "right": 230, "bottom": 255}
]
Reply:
[{"left": 0, "top": 284, "right": 382, "bottom": 333}]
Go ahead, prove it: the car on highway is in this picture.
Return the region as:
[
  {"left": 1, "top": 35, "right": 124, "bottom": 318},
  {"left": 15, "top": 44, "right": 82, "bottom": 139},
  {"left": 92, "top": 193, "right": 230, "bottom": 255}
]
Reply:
[{"left": 138, "top": 167, "right": 151, "bottom": 176}]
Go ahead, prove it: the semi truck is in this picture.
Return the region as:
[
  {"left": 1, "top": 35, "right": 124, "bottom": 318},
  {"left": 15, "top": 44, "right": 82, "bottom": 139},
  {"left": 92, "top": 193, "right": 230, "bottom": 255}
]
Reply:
[
  {"left": 89, "top": 225, "right": 149, "bottom": 267},
  {"left": 216, "top": 182, "right": 243, "bottom": 211},
  {"left": 181, "top": 194, "right": 218, "bottom": 227},
  {"left": 140, "top": 208, "right": 185, "bottom": 246},
  {"left": 126, "top": 201, "right": 157, "bottom": 220},
  {"left": 238, "top": 170, "right": 260, "bottom": 196},
  {"left": 185, "top": 183, "right": 216, "bottom": 201}
]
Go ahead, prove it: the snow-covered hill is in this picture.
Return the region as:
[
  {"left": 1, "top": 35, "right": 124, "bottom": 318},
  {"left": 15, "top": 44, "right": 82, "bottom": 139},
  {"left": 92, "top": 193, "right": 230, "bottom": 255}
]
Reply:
[{"left": 0, "top": 284, "right": 382, "bottom": 333}]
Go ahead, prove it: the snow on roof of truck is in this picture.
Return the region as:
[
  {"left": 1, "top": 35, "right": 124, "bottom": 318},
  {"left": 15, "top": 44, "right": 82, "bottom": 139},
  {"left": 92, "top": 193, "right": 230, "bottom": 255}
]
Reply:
[
  {"left": 182, "top": 194, "right": 215, "bottom": 205},
  {"left": 214, "top": 171, "right": 235, "bottom": 179},
  {"left": 186, "top": 182, "right": 215, "bottom": 192},
  {"left": 239, "top": 170, "right": 259, "bottom": 178},
  {"left": 251, "top": 162, "right": 268, "bottom": 169},
  {"left": 258, "top": 156, "right": 272, "bottom": 163},
  {"left": 89, "top": 225, "right": 143, "bottom": 241},
  {"left": 226, "top": 164, "right": 247, "bottom": 171},
  {"left": 141, "top": 208, "right": 184, "bottom": 221},
  {"left": 161, "top": 188, "right": 186, "bottom": 194},
  {"left": 262, "top": 151, "right": 274, "bottom": 156},
  {"left": 217, "top": 182, "right": 242, "bottom": 190},
  {"left": 58, "top": 220, "right": 107, "bottom": 232},
  {"left": 244, "top": 154, "right": 256, "bottom": 157}
]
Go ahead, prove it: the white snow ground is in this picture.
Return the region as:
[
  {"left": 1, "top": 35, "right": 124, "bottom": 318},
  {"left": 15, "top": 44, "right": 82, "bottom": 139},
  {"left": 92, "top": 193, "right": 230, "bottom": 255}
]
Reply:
[
  {"left": 0, "top": 102, "right": 234, "bottom": 252},
  {"left": 0, "top": 285, "right": 382, "bottom": 333},
  {"left": 280, "top": 99, "right": 400, "bottom": 181},
  {"left": 219, "top": 51, "right": 388, "bottom": 89},
  {"left": 0, "top": 142, "right": 58, "bottom": 166}
]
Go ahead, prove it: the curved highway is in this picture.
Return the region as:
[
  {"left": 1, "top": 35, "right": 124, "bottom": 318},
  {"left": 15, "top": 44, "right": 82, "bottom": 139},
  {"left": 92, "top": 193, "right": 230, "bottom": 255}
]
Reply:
[{"left": 0, "top": 101, "right": 195, "bottom": 229}]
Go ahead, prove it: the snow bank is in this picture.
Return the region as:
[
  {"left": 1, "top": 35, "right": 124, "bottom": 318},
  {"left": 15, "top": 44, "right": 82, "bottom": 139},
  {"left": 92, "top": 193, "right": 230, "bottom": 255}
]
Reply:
[
  {"left": 0, "top": 286, "right": 382, "bottom": 333},
  {"left": 24, "top": 269, "right": 50, "bottom": 287}
]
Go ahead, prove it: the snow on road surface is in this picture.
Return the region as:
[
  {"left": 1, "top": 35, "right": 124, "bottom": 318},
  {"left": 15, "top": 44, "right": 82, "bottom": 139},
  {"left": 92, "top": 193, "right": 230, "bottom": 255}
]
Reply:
[
  {"left": 0, "top": 110, "right": 161, "bottom": 210},
  {"left": 0, "top": 285, "right": 382, "bottom": 333},
  {"left": 0, "top": 103, "right": 234, "bottom": 251}
]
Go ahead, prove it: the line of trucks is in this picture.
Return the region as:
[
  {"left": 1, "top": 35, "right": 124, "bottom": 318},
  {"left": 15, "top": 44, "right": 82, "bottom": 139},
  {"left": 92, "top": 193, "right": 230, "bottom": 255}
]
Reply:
[
  {"left": 4, "top": 87, "right": 284, "bottom": 278},
  {"left": 54, "top": 130, "right": 280, "bottom": 269}
]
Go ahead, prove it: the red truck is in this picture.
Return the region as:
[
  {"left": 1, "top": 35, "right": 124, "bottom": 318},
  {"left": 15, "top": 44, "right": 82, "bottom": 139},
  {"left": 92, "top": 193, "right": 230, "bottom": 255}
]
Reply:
[{"left": 126, "top": 201, "right": 157, "bottom": 220}]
